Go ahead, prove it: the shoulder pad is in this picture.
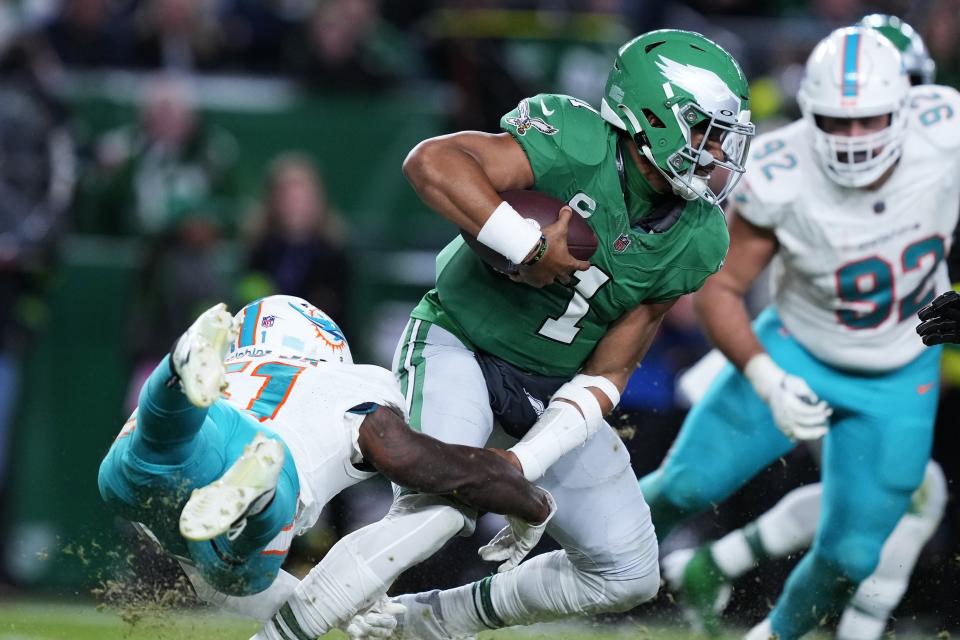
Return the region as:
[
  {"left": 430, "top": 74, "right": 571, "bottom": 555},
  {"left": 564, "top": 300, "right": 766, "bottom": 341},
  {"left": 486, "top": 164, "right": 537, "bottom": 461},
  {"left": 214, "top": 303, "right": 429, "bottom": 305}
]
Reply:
[
  {"left": 731, "top": 121, "right": 805, "bottom": 228},
  {"left": 905, "top": 85, "right": 960, "bottom": 151},
  {"left": 502, "top": 94, "right": 610, "bottom": 167}
]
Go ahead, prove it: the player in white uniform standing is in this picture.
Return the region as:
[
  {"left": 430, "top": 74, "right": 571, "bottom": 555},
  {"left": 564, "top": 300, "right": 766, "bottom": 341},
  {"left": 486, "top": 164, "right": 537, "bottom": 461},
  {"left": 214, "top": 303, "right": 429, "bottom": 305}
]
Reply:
[
  {"left": 638, "top": 26, "right": 960, "bottom": 640},
  {"left": 661, "top": 16, "right": 951, "bottom": 640},
  {"left": 98, "top": 295, "right": 554, "bottom": 640}
]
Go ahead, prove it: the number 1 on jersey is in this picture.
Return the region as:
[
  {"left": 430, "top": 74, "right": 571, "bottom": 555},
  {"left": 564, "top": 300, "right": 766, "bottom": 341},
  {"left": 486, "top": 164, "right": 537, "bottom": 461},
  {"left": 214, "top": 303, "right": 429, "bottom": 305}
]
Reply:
[
  {"left": 228, "top": 361, "right": 306, "bottom": 422},
  {"left": 538, "top": 266, "right": 610, "bottom": 344}
]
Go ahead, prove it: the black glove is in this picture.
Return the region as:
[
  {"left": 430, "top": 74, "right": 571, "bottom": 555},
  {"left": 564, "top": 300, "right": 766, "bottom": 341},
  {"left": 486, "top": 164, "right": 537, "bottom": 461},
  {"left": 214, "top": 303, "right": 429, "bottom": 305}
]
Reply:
[{"left": 917, "top": 290, "right": 960, "bottom": 345}]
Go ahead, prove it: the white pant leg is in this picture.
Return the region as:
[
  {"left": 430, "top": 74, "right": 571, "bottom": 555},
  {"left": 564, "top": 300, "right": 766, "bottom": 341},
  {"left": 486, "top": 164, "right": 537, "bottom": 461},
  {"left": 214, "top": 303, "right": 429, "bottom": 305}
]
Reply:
[
  {"left": 390, "top": 320, "right": 495, "bottom": 536},
  {"left": 394, "top": 320, "right": 494, "bottom": 445},
  {"left": 479, "top": 423, "right": 659, "bottom": 628}
]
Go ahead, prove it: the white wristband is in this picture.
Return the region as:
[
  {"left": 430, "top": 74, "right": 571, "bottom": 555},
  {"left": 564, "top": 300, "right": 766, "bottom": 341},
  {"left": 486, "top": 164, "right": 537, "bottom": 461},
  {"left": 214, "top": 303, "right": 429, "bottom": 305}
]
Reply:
[
  {"left": 743, "top": 353, "right": 783, "bottom": 401},
  {"left": 570, "top": 374, "right": 621, "bottom": 408},
  {"left": 476, "top": 201, "right": 543, "bottom": 265}
]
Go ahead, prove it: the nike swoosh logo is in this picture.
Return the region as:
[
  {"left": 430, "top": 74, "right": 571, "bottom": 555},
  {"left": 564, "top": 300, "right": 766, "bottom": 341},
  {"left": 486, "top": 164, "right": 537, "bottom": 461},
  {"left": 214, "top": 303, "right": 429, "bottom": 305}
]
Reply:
[
  {"left": 917, "top": 382, "right": 935, "bottom": 395},
  {"left": 540, "top": 99, "right": 554, "bottom": 116}
]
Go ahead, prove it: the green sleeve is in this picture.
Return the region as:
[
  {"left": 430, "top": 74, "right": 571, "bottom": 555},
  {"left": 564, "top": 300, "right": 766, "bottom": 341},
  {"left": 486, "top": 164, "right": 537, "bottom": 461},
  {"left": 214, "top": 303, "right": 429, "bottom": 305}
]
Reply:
[{"left": 500, "top": 94, "right": 572, "bottom": 189}]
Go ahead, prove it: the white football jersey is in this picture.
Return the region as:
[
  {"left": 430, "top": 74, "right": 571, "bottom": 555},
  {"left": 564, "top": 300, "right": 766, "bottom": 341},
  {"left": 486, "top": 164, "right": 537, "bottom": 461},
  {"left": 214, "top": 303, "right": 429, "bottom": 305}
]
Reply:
[
  {"left": 222, "top": 344, "right": 407, "bottom": 534},
  {"left": 732, "top": 84, "right": 960, "bottom": 371}
]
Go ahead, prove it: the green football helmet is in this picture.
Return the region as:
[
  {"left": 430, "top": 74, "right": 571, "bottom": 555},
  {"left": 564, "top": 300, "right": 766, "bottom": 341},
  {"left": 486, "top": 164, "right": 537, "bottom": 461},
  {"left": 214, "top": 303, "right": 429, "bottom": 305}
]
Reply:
[
  {"left": 601, "top": 29, "right": 755, "bottom": 205},
  {"left": 859, "top": 14, "right": 936, "bottom": 85}
]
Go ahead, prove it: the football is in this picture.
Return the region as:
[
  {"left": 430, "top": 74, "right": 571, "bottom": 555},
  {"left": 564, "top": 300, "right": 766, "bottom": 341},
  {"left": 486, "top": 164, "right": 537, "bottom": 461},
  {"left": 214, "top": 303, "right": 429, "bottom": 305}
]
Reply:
[{"left": 461, "top": 190, "right": 598, "bottom": 273}]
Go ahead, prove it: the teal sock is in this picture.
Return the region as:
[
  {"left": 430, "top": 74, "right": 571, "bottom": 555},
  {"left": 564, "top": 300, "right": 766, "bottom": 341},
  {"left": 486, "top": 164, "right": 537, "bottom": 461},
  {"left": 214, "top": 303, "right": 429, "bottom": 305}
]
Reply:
[{"left": 770, "top": 552, "right": 856, "bottom": 639}]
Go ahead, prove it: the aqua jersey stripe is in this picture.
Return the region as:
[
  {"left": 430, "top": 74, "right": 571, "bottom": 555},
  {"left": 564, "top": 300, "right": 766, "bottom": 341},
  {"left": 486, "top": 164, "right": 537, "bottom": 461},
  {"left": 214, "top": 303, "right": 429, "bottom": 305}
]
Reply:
[
  {"left": 842, "top": 32, "right": 860, "bottom": 97},
  {"left": 238, "top": 301, "right": 262, "bottom": 347}
]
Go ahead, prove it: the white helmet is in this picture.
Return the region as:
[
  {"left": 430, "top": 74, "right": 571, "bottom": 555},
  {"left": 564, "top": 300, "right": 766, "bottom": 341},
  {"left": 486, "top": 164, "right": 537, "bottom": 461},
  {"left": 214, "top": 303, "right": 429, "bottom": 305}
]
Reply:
[
  {"left": 231, "top": 295, "right": 352, "bottom": 364},
  {"left": 797, "top": 26, "right": 910, "bottom": 188}
]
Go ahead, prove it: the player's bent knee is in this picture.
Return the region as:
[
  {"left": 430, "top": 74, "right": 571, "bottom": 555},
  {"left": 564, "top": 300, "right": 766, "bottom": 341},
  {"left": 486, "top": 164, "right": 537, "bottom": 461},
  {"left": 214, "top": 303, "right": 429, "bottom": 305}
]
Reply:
[
  {"left": 578, "top": 546, "right": 661, "bottom": 613},
  {"left": 593, "top": 566, "right": 661, "bottom": 612},
  {"left": 816, "top": 540, "right": 881, "bottom": 584},
  {"left": 187, "top": 539, "right": 284, "bottom": 597}
]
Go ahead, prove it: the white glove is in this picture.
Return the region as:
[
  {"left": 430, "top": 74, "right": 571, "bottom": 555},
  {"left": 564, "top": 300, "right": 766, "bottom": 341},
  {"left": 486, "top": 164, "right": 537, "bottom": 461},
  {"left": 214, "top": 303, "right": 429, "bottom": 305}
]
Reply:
[
  {"left": 744, "top": 353, "right": 831, "bottom": 441},
  {"left": 478, "top": 489, "right": 557, "bottom": 573},
  {"left": 344, "top": 596, "right": 407, "bottom": 640}
]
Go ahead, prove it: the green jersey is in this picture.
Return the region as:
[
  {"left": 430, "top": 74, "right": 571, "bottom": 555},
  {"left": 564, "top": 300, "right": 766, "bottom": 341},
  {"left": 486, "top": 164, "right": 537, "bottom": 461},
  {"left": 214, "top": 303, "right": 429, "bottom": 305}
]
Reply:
[{"left": 411, "top": 94, "right": 728, "bottom": 377}]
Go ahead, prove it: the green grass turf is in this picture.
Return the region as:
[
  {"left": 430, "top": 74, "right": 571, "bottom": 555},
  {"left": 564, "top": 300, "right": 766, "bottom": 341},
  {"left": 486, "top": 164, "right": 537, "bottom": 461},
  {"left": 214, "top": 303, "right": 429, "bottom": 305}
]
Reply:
[{"left": 0, "top": 601, "right": 747, "bottom": 640}]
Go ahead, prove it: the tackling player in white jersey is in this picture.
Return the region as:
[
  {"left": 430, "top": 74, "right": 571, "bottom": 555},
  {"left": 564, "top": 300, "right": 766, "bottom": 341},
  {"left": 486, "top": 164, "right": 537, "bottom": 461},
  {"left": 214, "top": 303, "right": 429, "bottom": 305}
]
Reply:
[
  {"left": 662, "top": 16, "right": 951, "bottom": 640},
  {"left": 98, "top": 295, "right": 554, "bottom": 639},
  {"left": 638, "top": 25, "right": 960, "bottom": 640}
]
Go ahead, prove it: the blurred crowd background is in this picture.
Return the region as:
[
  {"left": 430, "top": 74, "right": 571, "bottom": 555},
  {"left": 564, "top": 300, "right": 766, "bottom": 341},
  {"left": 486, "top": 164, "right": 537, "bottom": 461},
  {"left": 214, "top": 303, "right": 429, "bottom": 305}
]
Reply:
[{"left": 0, "top": 0, "right": 958, "bottom": 632}]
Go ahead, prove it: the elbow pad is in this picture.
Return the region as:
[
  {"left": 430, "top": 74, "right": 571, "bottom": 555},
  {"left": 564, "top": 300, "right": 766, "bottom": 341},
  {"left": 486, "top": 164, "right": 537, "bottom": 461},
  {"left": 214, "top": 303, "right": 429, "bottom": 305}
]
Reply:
[{"left": 508, "top": 378, "right": 609, "bottom": 482}]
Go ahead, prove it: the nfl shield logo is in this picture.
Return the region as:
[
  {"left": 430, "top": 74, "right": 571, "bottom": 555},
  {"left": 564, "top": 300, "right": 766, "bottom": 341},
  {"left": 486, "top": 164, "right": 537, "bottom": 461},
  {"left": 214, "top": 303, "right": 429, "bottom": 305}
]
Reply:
[
  {"left": 261, "top": 315, "right": 276, "bottom": 328},
  {"left": 613, "top": 233, "right": 631, "bottom": 253}
]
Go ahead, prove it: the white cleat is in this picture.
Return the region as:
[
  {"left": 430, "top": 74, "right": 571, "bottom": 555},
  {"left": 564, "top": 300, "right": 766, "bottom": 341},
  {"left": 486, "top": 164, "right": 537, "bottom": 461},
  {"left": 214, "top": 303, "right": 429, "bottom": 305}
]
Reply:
[
  {"left": 172, "top": 302, "right": 238, "bottom": 408},
  {"left": 744, "top": 618, "right": 777, "bottom": 640},
  {"left": 180, "top": 432, "right": 285, "bottom": 541}
]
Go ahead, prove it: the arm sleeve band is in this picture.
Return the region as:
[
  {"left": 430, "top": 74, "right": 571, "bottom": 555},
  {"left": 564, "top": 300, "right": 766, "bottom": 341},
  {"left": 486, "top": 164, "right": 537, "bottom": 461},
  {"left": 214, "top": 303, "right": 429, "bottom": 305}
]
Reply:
[
  {"left": 508, "top": 380, "right": 606, "bottom": 481},
  {"left": 570, "top": 374, "right": 621, "bottom": 408}
]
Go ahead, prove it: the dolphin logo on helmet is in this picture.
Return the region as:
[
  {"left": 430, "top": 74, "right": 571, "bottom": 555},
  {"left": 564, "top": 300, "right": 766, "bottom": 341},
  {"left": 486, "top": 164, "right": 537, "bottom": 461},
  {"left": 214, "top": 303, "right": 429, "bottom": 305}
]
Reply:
[{"left": 232, "top": 295, "right": 353, "bottom": 364}]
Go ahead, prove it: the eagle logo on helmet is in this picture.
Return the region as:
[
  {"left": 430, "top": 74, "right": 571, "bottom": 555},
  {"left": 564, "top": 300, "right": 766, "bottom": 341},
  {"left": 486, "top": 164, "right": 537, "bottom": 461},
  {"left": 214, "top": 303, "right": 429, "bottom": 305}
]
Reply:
[
  {"left": 506, "top": 99, "right": 559, "bottom": 136},
  {"left": 655, "top": 56, "right": 741, "bottom": 114}
]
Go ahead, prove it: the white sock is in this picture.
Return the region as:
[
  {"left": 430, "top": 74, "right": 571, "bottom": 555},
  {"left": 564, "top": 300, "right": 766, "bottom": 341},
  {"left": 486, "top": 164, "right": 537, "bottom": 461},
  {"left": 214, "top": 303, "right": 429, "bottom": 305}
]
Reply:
[
  {"left": 839, "top": 462, "right": 947, "bottom": 640},
  {"left": 710, "top": 483, "right": 822, "bottom": 581},
  {"left": 269, "top": 504, "right": 465, "bottom": 639},
  {"left": 836, "top": 605, "right": 887, "bottom": 640},
  {"left": 755, "top": 482, "right": 821, "bottom": 557},
  {"left": 711, "top": 529, "right": 755, "bottom": 579},
  {"left": 182, "top": 563, "right": 299, "bottom": 621},
  {"left": 432, "top": 549, "right": 657, "bottom": 636}
]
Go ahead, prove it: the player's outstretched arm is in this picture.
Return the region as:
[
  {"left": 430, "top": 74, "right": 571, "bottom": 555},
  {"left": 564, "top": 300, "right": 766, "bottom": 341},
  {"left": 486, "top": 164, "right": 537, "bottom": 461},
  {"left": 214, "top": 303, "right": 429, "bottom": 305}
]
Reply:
[
  {"left": 694, "top": 211, "right": 776, "bottom": 370},
  {"left": 356, "top": 405, "right": 552, "bottom": 525},
  {"left": 509, "top": 298, "right": 675, "bottom": 481},
  {"left": 697, "top": 212, "right": 830, "bottom": 441},
  {"left": 403, "top": 132, "right": 589, "bottom": 286}
]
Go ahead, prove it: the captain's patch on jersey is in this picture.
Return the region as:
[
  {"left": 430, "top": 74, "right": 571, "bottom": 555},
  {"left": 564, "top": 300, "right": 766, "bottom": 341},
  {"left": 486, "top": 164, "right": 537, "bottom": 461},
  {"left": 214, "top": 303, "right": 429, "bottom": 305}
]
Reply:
[{"left": 506, "top": 99, "right": 558, "bottom": 136}]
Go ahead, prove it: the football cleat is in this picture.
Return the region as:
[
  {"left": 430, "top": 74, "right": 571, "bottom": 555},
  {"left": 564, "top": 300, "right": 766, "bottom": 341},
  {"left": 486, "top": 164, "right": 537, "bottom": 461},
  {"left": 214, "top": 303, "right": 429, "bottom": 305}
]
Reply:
[
  {"left": 180, "top": 432, "right": 284, "bottom": 542},
  {"left": 663, "top": 546, "right": 732, "bottom": 636},
  {"left": 171, "top": 302, "right": 237, "bottom": 408}
]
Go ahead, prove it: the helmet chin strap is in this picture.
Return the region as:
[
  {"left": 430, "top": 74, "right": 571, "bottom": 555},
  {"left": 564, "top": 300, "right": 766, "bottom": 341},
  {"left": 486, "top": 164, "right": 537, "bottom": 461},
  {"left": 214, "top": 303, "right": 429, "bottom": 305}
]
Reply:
[{"left": 639, "top": 143, "right": 704, "bottom": 202}]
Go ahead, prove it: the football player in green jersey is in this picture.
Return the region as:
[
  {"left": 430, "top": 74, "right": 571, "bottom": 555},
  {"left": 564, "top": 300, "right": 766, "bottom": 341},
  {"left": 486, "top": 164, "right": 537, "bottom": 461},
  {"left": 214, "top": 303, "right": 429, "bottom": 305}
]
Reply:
[{"left": 338, "top": 30, "right": 754, "bottom": 640}]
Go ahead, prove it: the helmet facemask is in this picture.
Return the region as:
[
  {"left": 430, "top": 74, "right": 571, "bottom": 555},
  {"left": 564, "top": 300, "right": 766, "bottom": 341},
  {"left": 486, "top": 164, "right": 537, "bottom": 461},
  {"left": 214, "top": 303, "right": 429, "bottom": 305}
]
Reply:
[
  {"left": 600, "top": 30, "right": 755, "bottom": 207},
  {"left": 638, "top": 100, "right": 754, "bottom": 205},
  {"left": 807, "top": 110, "right": 906, "bottom": 187},
  {"left": 798, "top": 27, "right": 911, "bottom": 189}
]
